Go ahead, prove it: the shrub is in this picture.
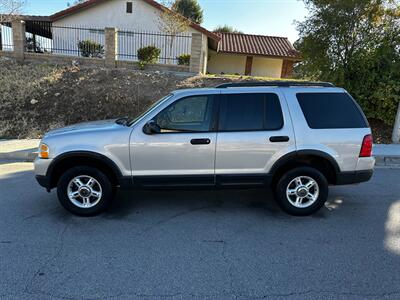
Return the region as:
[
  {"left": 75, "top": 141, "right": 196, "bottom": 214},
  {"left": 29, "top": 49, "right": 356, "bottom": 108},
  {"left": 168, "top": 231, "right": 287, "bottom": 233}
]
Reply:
[
  {"left": 78, "top": 40, "right": 105, "bottom": 58},
  {"left": 26, "top": 37, "right": 44, "bottom": 53},
  {"left": 137, "top": 46, "right": 161, "bottom": 69},
  {"left": 177, "top": 54, "right": 190, "bottom": 66}
]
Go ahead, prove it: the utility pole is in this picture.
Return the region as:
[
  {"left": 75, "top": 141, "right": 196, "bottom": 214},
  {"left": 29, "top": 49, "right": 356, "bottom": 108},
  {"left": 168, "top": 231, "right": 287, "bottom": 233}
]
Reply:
[{"left": 392, "top": 102, "right": 400, "bottom": 143}]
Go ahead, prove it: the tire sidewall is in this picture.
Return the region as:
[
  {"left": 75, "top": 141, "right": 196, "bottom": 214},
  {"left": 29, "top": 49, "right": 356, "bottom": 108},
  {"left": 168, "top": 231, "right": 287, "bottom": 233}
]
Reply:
[
  {"left": 57, "top": 166, "right": 113, "bottom": 216},
  {"left": 275, "top": 167, "right": 329, "bottom": 216}
]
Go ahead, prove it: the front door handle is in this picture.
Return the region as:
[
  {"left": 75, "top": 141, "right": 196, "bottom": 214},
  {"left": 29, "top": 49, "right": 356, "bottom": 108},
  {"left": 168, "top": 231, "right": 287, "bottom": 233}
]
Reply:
[
  {"left": 191, "top": 138, "right": 211, "bottom": 145},
  {"left": 269, "top": 136, "right": 290, "bottom": 143}
]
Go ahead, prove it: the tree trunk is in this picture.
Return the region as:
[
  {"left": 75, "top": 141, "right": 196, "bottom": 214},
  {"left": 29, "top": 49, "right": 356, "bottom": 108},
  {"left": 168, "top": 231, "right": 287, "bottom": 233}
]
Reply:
[
  {"left": 392, "top": 102, "right": 400, "bottom": 143},
  {"left": 0, "top": 25, "right": 2, "bottom": 51},
  {"left": 169, "top": 35, "right": 175, "bottom": 65}
]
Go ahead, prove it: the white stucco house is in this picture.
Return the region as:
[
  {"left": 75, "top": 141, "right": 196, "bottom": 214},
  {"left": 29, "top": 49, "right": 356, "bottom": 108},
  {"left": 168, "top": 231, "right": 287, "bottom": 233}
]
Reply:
[
  {"left": 48, "top": 0, "right": 218, "bottom": 72},
  {"left": 1, "top": 0, "right": 300, "bottom": 77}
]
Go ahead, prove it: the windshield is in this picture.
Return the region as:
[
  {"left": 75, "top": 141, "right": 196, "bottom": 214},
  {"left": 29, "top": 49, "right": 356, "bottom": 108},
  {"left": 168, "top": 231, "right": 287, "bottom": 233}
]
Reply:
[{"left": 128, "top": 94, "right": 173, "bottom": 126}]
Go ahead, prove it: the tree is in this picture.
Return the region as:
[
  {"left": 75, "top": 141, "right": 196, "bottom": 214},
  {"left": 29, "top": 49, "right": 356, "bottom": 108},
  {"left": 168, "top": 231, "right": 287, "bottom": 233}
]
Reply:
[
  {"left": 295, "top": 0, "right": 400, "bottom": 134},
  {"left": 213, "top": 25, "right": 243, "bottom": 34},
  {"left": 0, "top": 0, "right": 24, "bottom": 22},
  {"left": 157, "top": 1, "right": 190, "bottom": 63},
  {"left": 172, "top": 0, "right": 203, "bottom": 24}
]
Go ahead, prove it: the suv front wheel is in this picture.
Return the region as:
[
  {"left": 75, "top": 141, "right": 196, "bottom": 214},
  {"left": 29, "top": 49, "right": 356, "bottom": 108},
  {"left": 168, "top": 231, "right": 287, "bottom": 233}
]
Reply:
[
  {"left": 275, "top": 167, "right": 328, "bottom": 216},
  {"left": 57, "top": 166, "right": 114, "bottom": 216}
]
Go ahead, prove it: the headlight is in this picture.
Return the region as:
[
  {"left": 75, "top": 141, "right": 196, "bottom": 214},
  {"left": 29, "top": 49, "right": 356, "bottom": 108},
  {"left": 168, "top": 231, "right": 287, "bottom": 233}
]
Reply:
[{"left": 39, "top": 143, "right": 50, "bottom": 159}]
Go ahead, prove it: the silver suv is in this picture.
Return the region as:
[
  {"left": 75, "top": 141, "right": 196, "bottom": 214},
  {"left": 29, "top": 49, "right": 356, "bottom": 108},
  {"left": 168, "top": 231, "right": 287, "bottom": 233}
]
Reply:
[{"left": 34, "top": 81, "right": 375, "bottom": 216}]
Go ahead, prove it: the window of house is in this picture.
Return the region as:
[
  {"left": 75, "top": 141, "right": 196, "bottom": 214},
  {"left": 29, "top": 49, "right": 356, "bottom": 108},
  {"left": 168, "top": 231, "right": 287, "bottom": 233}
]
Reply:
[
  {"left": 219, "top": 93, "right": 283, "bottom": 131},
  {"left": 155, "top": 95, "right": 215, "bottom": 133},
  {"left": 126, "top": 2, "right": 133, "bottom": 13}
]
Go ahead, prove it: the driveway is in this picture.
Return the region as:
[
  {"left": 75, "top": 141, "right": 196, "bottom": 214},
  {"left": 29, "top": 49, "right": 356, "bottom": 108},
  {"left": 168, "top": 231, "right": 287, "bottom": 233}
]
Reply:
[{"left": 0, "top": 162, "right": 400, "bottom": 299}]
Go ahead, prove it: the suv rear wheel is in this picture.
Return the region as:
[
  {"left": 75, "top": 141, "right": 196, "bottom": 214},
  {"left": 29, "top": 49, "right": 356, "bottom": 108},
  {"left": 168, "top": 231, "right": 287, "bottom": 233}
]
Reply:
[
  {"left": 275, "top": 167, "right": 328, "bottom": 216},
  {"left": 57, "top": 166, "right": 114, "bottom": 216}
]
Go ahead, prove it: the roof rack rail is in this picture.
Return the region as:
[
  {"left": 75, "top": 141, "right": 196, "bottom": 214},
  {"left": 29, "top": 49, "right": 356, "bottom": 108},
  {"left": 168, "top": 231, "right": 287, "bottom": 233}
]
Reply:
[{"left": 216, "top": 81, "right": 335, "bottom": 88}]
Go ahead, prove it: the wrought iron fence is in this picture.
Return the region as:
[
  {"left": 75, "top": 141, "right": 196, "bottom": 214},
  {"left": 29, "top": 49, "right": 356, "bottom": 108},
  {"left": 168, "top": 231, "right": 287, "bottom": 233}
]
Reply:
[
  {"left": 51, "top": 25, "right": 105, "bottom": 57},
  {"left": 17, "top": 22, "right": 192, "bottom": 64},
  {"left": 0, "top": 24, "right": 13, "bottom": 51},
  {"left": 24, "top": 23, "right": 106, "bottom": 58},
  {"left": 117, "top": 29, "right": 191, "bottom": 64}
]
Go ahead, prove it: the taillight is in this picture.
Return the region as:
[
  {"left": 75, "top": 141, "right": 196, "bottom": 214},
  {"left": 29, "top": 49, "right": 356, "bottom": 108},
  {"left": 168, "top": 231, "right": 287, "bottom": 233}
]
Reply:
[{"left": 359, "top": 134, "right": 373, "bottom": 157}]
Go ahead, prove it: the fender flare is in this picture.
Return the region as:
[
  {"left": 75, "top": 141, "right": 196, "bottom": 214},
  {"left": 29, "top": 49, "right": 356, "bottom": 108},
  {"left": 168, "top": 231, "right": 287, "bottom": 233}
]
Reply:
[
  {"left": 269, "top": 149, "right": 341, "bottom": 176},
  {"left": 46, "top": 151, "right": 123, "bottom": 185}
]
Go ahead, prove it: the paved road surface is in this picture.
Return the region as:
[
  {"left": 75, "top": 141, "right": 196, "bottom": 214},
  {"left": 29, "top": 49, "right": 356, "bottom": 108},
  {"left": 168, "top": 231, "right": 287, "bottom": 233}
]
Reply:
[{"left": 0, "top": 162, "right": 399, "bottom": 299}]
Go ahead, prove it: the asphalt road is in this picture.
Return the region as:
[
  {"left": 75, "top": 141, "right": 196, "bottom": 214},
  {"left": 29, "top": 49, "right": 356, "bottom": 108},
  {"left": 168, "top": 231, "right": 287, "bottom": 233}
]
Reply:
[{"left": 0, "top": 162, "right": 400, "bottom": 300}]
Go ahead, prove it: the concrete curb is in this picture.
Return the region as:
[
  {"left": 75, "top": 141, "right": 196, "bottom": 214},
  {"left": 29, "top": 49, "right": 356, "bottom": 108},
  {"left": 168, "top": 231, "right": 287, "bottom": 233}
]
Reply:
[
  {"left": 375, "top": 156, "right": 400, "bottom": 167},
  {"left": 0, "top": 149, "right": 38, "bottom": 162},
  {"left": 0, "top": 139, "right": 40, "bottom": 163},
  {"left": 373, "top": 144, "right": 400, "bottom": 167}
]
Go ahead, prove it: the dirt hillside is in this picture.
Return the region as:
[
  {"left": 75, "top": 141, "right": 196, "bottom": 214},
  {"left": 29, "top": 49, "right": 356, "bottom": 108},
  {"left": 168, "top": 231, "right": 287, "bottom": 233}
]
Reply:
[
  {"left": 0, "top": 59, "right": 237, "bottom": 138},
  {"left": 0, "top": 58, "right": 392, "bottom": 142}
]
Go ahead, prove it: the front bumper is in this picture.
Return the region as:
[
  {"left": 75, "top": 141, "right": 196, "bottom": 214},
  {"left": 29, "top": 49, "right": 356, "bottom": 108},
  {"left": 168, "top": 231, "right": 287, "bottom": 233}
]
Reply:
[
  {"left": 34, "top": 157, "right": 53, "bottom": 176},
  {"left": 34, "top": 157, "right": 53, "bottom": 192},
  {"left": 36, "top": 175, "right": 51, "bottom": 191},
  {"left": 336, "top": 169, "right": 373, "bottom": 185}
]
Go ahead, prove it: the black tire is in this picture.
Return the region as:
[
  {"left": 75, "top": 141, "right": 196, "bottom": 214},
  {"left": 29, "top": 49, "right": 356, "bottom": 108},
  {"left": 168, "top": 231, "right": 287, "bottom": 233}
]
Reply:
[
  {"left": 57, "top": 166, "right": 114, "bottom": 216},
  {"left": 274, "top": 167, "right": 328, "bottom": 216}
]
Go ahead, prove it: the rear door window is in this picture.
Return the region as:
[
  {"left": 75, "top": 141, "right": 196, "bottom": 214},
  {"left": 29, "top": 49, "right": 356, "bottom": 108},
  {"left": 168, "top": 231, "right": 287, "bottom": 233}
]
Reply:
[
  {"left": 219, "top": 93, "right": 283, "bottom": 131},
  {"left": 296, "top": 92, "right": 368, "bottom": 129}
]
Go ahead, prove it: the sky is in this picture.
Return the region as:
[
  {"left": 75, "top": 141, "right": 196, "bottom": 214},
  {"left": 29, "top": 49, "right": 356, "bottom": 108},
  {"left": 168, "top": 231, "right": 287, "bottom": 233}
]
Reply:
[{"left": 22, "top": 0, "right": 308, "bottom": 43}]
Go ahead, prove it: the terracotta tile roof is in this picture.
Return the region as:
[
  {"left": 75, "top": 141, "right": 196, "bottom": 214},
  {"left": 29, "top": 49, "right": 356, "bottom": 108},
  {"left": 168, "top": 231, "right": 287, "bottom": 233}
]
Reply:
[
  {"left": 216, "top": 33, "right": 300, "bottom": 59},
  {"left": 50, "top": 0, "right": 220, "bottom": 41}
]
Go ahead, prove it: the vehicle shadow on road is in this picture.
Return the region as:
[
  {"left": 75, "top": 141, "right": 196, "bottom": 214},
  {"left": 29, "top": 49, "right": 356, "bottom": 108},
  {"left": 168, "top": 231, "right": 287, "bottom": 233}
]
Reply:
[
  {"left": 0, "top": 166, "right": 346, "bottom": 221},
  {"left": 1, "top": 167, "right": 397, "bottom": 226},
  {"left": 104, "top": 187, "right": 336, "bottom": 221}
]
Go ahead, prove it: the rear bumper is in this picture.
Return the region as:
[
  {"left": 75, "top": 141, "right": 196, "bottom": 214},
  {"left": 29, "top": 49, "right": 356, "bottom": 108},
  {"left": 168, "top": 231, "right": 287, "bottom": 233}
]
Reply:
[{"left": 336, "top": 169, "right": 373, "bottom": 185}]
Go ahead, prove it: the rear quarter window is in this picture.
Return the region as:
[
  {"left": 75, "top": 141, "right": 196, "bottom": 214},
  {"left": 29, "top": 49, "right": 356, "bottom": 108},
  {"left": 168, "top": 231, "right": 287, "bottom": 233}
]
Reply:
[{"left": 296, "top": 92, "right": 368, "bottom": 129}]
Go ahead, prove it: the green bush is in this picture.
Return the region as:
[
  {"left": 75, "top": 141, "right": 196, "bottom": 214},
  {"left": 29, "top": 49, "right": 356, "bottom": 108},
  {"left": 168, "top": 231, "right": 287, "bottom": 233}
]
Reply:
[
  {"left": 137, "top": 46, "right": 161, "bottom": 69},
  {"left": 77, "top": 40, "right": 105, "bottom": 58},
  {"left": 177, "top": 54, "right": 191, "bottom": 66},
  {"left": 26, "top": 37, "right": 44, "bottom": 53}
]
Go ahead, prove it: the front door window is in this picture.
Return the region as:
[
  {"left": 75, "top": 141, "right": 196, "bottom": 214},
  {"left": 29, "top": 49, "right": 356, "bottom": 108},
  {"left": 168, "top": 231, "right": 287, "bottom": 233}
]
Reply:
[{"left": 155, "top": 95, "right": 214, "bottom": 133}]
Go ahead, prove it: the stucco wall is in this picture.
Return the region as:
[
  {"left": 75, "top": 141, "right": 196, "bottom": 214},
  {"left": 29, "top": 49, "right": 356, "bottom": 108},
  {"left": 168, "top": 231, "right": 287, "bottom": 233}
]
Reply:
[
  {"left": 54, "top": 0, "right": 197, "bottom": 33},
  {"left": 251, "top": 56, "right": 283, "bottom": 78},
  {"left": 207, "top": 50, "right": 247, "bottom": 75},
  {"left": 208, "top": 50, "right": 284, "bottom": 78}
]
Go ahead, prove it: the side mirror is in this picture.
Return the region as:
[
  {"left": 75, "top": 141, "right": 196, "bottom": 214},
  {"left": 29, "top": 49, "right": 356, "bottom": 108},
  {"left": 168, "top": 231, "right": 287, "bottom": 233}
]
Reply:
[{"left": 143, "top": 120, "right": 161, "bottom": 135}]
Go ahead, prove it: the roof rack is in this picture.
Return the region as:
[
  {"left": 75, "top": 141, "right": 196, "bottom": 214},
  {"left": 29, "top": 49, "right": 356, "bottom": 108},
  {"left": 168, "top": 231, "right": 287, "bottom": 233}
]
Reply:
[{"left": 216, "top": 81, "right": 335, "bottom": 88}]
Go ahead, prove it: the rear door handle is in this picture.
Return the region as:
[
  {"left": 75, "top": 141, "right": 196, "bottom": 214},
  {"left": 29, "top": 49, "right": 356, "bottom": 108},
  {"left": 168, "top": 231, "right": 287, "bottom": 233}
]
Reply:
[
  {"left": 269, "top": 136, "right": 290, "bottom": 143},
  {"left": 191, "top": 138, "right": 211, "bottom": 145}
]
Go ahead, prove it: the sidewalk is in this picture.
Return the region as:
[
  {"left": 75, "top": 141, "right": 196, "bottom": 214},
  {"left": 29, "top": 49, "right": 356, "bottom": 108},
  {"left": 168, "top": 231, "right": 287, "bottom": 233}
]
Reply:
[
  {"left": 0, "top": 139, "right": 399, "bottom": 166},
  {"left": 373, "top": 144, "right": 400, "bottom": 167},
  {"left": 0, "top": 139, "right": 40, "bottom": 162}
]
